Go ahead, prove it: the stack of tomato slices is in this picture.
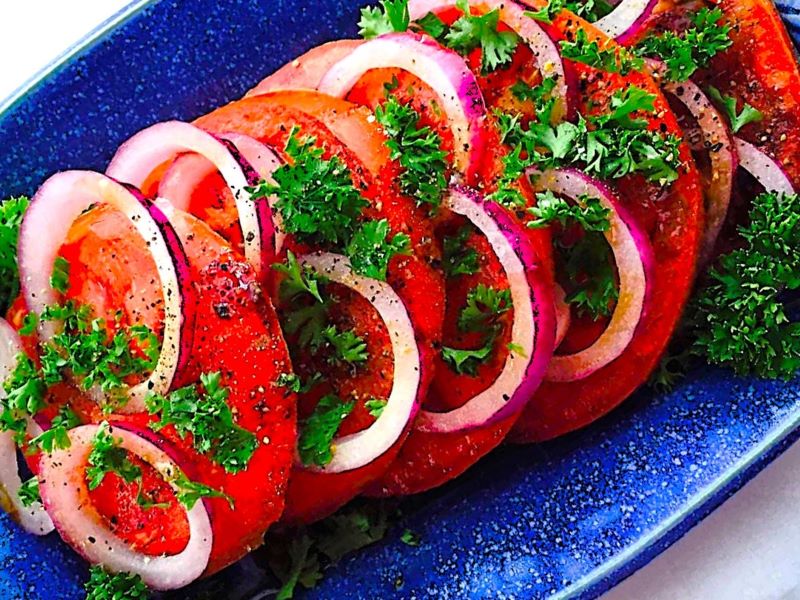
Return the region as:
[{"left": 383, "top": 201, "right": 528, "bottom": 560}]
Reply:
[{"left": 0, "top": 0, "right": 797, "bottom": 592}]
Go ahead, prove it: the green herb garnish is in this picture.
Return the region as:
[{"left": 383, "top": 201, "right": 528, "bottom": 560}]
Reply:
[
  {"left": 560, "top": 28, "right": 644, "bottom": 75},
  {"left": 84, "top": 566, "right": 149, "bottom": 600},
  {"left": 18, "top": 477, "right": 40, "bottom": 508},
  {"left": 346, "top": 219, "right": 410, "bottom": 281},
  {"left": 446, "top": 0, "right": 521, "bottom": 73},
  {"left": 0, "top": 196, "right": 28, "bottom": 314},
  {"left": 706, "top": 86, "right": 763, "bottom": 134},
  {"left": 358, "top": 0, "right": 410, "bottom": 39},
  {"left": 298, "top": 394, "right": 355, "bottom": 467},
  {"left": 442, "top": 226, "right": 480, "bottom": 278}
]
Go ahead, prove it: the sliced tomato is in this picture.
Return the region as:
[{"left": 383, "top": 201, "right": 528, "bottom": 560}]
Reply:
[
  {"left": 507, "top": 5, "right": 705, "bottom": 441},
  {"left": 193, "top": 94, "right": 444, "bottom": 522},
  {"left": 56, "top": 205, "right": 296, "bottom": 574},
  {"left": 647, "top": 0, "right": 800, "bottom": 189}
]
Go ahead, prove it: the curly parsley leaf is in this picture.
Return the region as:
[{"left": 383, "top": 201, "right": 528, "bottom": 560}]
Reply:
[
  {"left": 145, "top": 372, "right": 258, "bottom": 474},
  {"left": 27, "top": 405, "right": 81, "bottom": 454},
  {"left": 442, "top": 331, "right": 497, "bottom": 376},
  {"left": 442, "top": 226, "right": 480, "bottom": 278},
  {"left": 18, "top": 477, "right": 40, "bottom": 508},
  {"left": 346, "top": 219, "right": 410, "bottom": 281},
  {"left": 298, "top": 394, "right": 355, "bottom": 467},
  {"left": 416, "top": 11, "right": 448, "bottom": 39},
  {"left": 251, "top": 128, "right": 368, "bottom": 249},
  {"left": 276, "top": 372, "right": 323, "bottom": 395},
  {"left": 50, "top": 256, "right": 71, "bottom": 294},
  {"left": 560, "top": 28, "right": 643, "bottom": 75},
  {"left": 0, "top": 196, "right": 28, "bottom": 314},
  {"left": 446, "top": 0, "right": 520, "bottom": 73},
  {"left": 313, "top": 326, "right": 369, "bottom": 366},
  {"left": 375, "top": 95, "right": 449, "bottom": 210},
  {"left": 273, "top": 250, "right": 327, "bottom": 304},
  {"left": 706, "top": 86, "right": 763, "bottom": 134},
  {"left": 358, "top": 0, "right": 410, "bottom": 39},
  {"left": 525, "top": 0, "right": 566, "bottom": 24},
  {"left": 365, "top": 398, "right": 387, "bottom": 418},
  {"left": 566, "top": 0, "right": 613, "bottom": 21},
  {"left": 400, "top": 529, "right": 421, "bottom": 546},
  {"left": 527, "top": 191, "right": 610, "bottom": 232},
  {"left": 558, "top": 231, "right": 618, "bottom": 319},
  {"left": 84, "top": 566, "right": 149, "bottom": 600},
  {"left": 85, "top": 422, "right": 142, "bottom": 491},
  {"left": 172, "top": 471, "right": 233, "bottom": 510},
  {"left": 636, "top": 7, "right": 732, "bottom": 82},
  {"left": 1, "top": 354, "right": 47, "bottom": 442},
  {"left": 458, "top": 284, "right": 512, "bottom": 332},
  {"left": 693, "top": 192, "right": 800, "bottom": 379}
]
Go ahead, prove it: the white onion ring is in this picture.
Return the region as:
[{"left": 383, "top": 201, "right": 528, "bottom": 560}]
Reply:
[
  {"left": 38, "top": 424, "right": 212, "bottom": 590},
  {"left": 529, "top": 169, "right": 654, "bottom": 382},
  {"left": 662, "top": 77, "right": 736, "bottom": 262},
  {"left": 106, "top": 121, "right": 275, "bottom": 277},
  {"left": 317, "top": 32, "right": 487, "bottom": 179},
  {"left": 298, "top": 252, "right": 421, "bottom": 473},
  {"left": 0, "top": 318, "right": 54, "bottom": 536},
  {"left": 553, "top": 284, "right": 571, "bottom": 348},
  {"left": 594, "top": 0, "right": 658, "bottom": 44},
  {"left": 157, "top": 132, "right": 286, "bottom": 254},
  {"left": 408, "top": 0, "right": 570, "bottom": 122},
  {"left": 734, "top": 137, "right": 796, "bottom": 195},
  {"left": 18, "top": 171, "right": 196, "bottom": 413},
  {"left": 417, "top": 186, "right": 555, "bottom": 433}
]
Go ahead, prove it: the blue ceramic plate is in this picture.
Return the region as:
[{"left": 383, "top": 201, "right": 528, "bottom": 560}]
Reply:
[{"left": 0, "top": 2, "right": 798, "bottom": 599}]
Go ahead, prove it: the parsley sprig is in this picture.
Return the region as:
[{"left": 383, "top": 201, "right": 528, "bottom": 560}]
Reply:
[
  {"left": 706, "top": 86, "right": 763, "bottom": 134},
  {"left": 442, "top": 226, "right": 480, "bottom": 278},
  {"left": 442, "top": 284, "right": 512, "bottom": 376},
  {"left": 84, "top": 566, "right": 149, "bottom": 600},
  {"left": 636, "top": 8, "right": 732, "bottom": 82},
  {"left": 693, "top": 192, "right": 800, "bottom": 379},
  {"left": 526, "top": 0, "right": 613, "bottom": 24},
  {"left": 375, "top": 95, "right": 449, "bottom": 211},
  {"left": 0, "top": 196, "right": 28, "bottom": 314},
  {"left": 18, "top": 477, "right": 40, "bottom": 508},
  {"left": 346, "top": 219, "right": 410, "bottom": 281},
  {"left": 27, "top": 405, "right": 81, "bottom": 454},
  {"left": 358, "top": 0, "right": 410, "bottom": 38},
  {"left": 145, "top": 372, "right": 258, "bottom": 474},
  {"left": 529, "top": 191, "right": 617, "bottom": 319},
  {"left": 560, "top": 28, "right": 644, "bottom": 75},
  {"left": 298, "top": 394, "right": 355, "bottom": 467}
]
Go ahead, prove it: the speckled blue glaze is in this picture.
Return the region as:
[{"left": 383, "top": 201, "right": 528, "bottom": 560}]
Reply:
[{"left": 0, "top": 2, "right": 798, "bottom": 599}]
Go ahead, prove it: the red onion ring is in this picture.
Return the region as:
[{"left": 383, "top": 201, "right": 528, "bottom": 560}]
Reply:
[
  {"left": 106, "top": 121, "right": 276, "bottom": 277},
  {"left": 0, "top": 318, "right": 54, "bottom": 536},
  {"left": 661, "top": 77, "right": 737, "bottom": 262},
  {"left": 529, "top": 169, "right": 654, "bottom": 382},
  {"left": 298, "top": 252, "right": 421, "bottom": 472},
  {"left": 417, "top": 186, "right": 555, "bottom": 433},
  {"left": 734, "top": 137, "right": 796, "bottom": 195},
  {"left": 38, "top": 424, "right": 212, "bottom": 590},
  {"left": 18, "top": 171, "right": 196, "bottom": 414},
  {"left": 317, "top": 32, "right": 487, "bottom": 180},
  {"left": 594, "top": 0, "right": 659, "bottom": 45},
  {"left": 553, "top": 284, "right": 571, "bottom": 348},
  {"left": 157, "top": 132, "right": 285, "bottom": 254},
  {"left": 407, "top": 0, "right": 570, "bottom": 122}
]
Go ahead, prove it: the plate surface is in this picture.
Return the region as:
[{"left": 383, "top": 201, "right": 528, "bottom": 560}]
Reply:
[{"left": 0, "top": 2, "right": 798, "bottom": 599}]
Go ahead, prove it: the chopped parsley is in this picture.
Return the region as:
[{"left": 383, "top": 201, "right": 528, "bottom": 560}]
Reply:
[
  {"left": 84, "top": 566, "right": 149, "bottom": 600},
  {"left": 273, "top": 250, "right": 328, "bottom": 305},
  {"left": 525, "top": 0, "right": 567, "bottom": 25},
  {"left": 374, "top": 95, "right": 449, "bottom": 211},
  {"left": 529, "top": 191, "right": 617, "bottom": 319},
  {"left": 27, "top": 405, "right": 81, "bottom": 454},
  {"left": 526, "top": 0, "right": 613, "bottom": 24},
  {"left": 442, "top": 284, "right": 512, "bottom": 376},
  {"left": 172, "top": 471, "right": 233, "bottom": 510},
  {"left": 145, "top": 372, "right": 258, "bottom": 474},
  {"left": 635, "top": 8, "right": 732, "bottom": 82},
  {"left": 18, "top": 477, "right": 40, "bottom": 508},
  {"left": 706, "top": 86, "right": 763, "bottom": 134},
  {"left": 400, "top": 528, "right": 421, "bottom": 546},
  {"left": 0, "top": 196, "right": 28, "bottom": 314},
  {"left": 346, "top": 219, "right": 410, "bottom": 281},
  {"left": 50, "top": 256, "right": 71, "bottom": 295},
  {"left": 493, "top": 86, "right": 683, "bottom": 203},
  {"left": 442, "top": 226, "right": 480, "bottom": 278},
  {"left": 1, "top": 354, "right": 47, "bottom": 443},
  {"left": 457, "top": 284, "right": 512, "bottom": 332},
  {"left": 358, "top": 0, "right": 410, "bottom": 39},
  {"left": 276, "top": 372, "right": 323, "bottom": 395},
  {"left": 312, "top": 326, "right": 369, "bottom": 367},
  {"left": 445, "top": 0, "right": 520, "bottom": 73},
  {"left": 85, "top": 422, "right": 142, "bottom": 491},
  {"left": 298, "top": 394, "right": 355, "bottom": 467},
  {"left": 510, "top": 76, "right": 558, "bottom": 120},
  {"left": 693, "top": 192, "right": 800, "bottom": 379},
  {"left": 365, "top": 398, "right": 387, "bottom": 418},
  {"left": 560, "top": 28, "right": 643, "bottom": 75}
]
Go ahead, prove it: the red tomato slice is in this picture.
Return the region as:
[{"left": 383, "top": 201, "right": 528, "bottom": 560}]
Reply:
[
  {"left": 193, "top": 94, "right": 445, "bottom": 522},
  {"left": 56, "top": 205, "right": 296, "bottom": 574},
  {"left": 508, "top": 4, "right": 705, "bottom": 441}
]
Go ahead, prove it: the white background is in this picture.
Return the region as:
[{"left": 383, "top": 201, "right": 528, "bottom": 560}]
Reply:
[{"left": 2, "top": 2, "right": 800, "bottom": 599}]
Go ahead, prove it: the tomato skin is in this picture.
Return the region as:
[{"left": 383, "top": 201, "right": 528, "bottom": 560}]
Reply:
[
  {"left": 507, "top": 5, "right": 705, "bottom": 442},
  {"left": 195, "top": 94, "right": 444, "bottom": 522},
  {"left": 55, "top": 206, "right": 296, "bottom": 574}
]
